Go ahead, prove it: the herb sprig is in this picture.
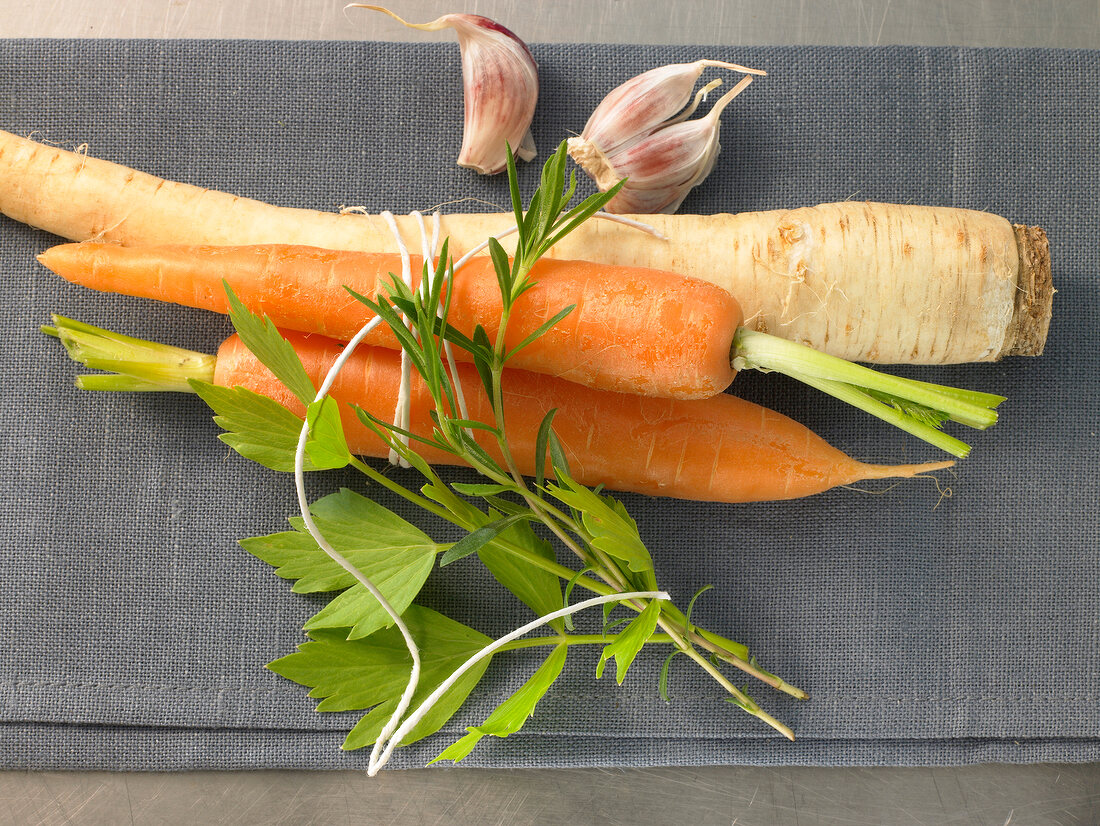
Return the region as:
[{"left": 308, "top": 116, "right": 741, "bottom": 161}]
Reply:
[{"left": 48, "top": 142, "right": 805, "bottom": 765}]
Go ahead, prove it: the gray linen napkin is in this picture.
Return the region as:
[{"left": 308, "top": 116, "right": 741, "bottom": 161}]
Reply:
[{"left": 0, "top": 40, "right": 1096, "bottom": 769}]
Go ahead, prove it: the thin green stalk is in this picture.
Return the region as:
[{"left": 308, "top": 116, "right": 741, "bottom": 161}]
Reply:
[
  {"left": 498, "top": 632, "right": 678, "bottom": 652},
  {"left": 798, "top": 374, "right": 972, "bottom": 458},
  {"left": 653, "top": 614, "right": 794, "bottom": 740},
  {"left": 733, "top": 327, "right": 1004, "bottom": 457}
]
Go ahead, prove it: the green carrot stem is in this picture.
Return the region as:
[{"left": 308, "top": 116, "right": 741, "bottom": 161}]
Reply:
[
  {"left": 798, "top": 374, "right": 973, "bottom": 458},
  {"left": 44, "top": 315, "right": 215, "bottom": 392},
  {"left": 733, "top": 328, "right": 1004, "bottom": 457}
]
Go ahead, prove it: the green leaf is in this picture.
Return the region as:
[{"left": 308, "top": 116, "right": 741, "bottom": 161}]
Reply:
[
  {"left": 223, "top": 282, "right": 316, "bottom": 405},
  {"left": 546, "top": 476, "right": 654, "bottom": 574},
  {"left": 684, "top": 584, "right": 714, "bottom": 632},
  {"left": 241, "top": 489, "right": 441, "bottom": 639},
  {"left": 191, "top": 380, "right": 324, "bottom": 472},
  {"left": 352, "top": 404, "right": 445, "bottom": 454},
  {"left": 420, "top": 481, "right": 486, "bottom": 528},
  {"left": 506, "top": 305, "right": 575, "bottom": 361},
  {"left": 658, "top": 649, "right": 685, "bottom": 702},
  {"left": 546, "top": 429, "right": 571, "bottom": 481},
  {"left": 440, "top": 513, "right": 531, "bottom": 567},
  {"left": 481, "top": 495, "right": 531, "bottom": 518},
  {"left": 304, "top": 396, "right": 352, "bottom": 470},
  {"left": 470, "top": 325, "right": 496, "bottom": 399},
  {"left": 451, "top": 483, "right": 516, "bottom": 497},
  {"left": 488, "top": 237, "right": 513, "bottom": 308},
  {"left": 596, "top": 599, "right": 662, "bottom": 684},
  {"left": 431, "top": 643, "right": 568, "bottom": 764},
  {"left": 444, "top": 419, "right": 499, "bottom": 434},
  {"left": 268, "top": 604, "right": 493, "bottom": 749},
  {"left": 458, "top": 430, "right": 507, "bottom": 478},
  {"left": 562, "top": 564, "right": 596, "bottom": 632},
  {"left": 478, "top": 519, "right": 565, "bottom": 632},
  {"left": 506, "top": 143, "right": 525, "bottom": 230},
  {"left": 533, "top": 409, "right": 558, "bottom": 493}
]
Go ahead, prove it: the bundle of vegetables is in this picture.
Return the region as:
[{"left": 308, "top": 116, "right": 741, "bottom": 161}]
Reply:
[
  {"left": 25, "top": 139, "right": 1035, "bottom": 767},
  {"left": 0, "top": 128, "right": 1051, "bottom": 365},
  {"left": 46, "top": 151, "right": 828, "bottom": 766}
]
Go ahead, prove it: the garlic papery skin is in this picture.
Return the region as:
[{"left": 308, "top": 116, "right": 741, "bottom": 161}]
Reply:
[
  {"left": 352, "top": 5, "right": 538, "bottom": 175},
  {"left": 596, "top": 75, "right": 754, "bottom": 215},
  {"left": 574, "top": 59, "right": 763, "bottom": 160},
  {"left": 603, "top": 182, "right": 701, "bottom": 215}
]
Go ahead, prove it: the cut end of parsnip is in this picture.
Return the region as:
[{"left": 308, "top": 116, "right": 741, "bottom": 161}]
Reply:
[{"left": 1000, "top": 224, "right": 1054, "bottom": 358}]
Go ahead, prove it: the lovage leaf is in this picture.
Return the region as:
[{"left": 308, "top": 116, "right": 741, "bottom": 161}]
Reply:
[
  {"left": 596, "top": 599, "right": 662, "bottom": 684},
  {"left": 191, "top": 381, "right": 323, "bottom": 472},
  {"left": 546, "top": 476, "right": 654, "bottom": 574},
  {"left": 268, "top": 604, "right": 493, "bottom": 750},
  {"left": 477, "top": 519, "right": 565, "bottom": 633},
  {"left": 304, "top": 396, "right": 352, "bottom": 470},
  {"left": 224, "top": 282, "right": 317, "bottom": 405},
  {"left": 432, "top": 643, "right": 568, "bottom": 764},
  {"left": 241, "top": 489, "right": 441, "bottom": 639}
]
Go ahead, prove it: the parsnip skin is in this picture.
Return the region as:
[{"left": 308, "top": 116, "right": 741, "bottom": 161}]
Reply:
[{"left": 0, "top": 129, "right": 1051, "bottom": 364}]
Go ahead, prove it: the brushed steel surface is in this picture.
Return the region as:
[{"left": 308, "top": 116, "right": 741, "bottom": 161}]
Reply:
[
  {"left": 2, "top": 765, "right": 1099, "bottom": 825},
  {"left": 2, "top": 0, "right": 1097, "bottom": 46},
  {"left": 2, "top": 0, "right": 1098, "bottom": 823}
]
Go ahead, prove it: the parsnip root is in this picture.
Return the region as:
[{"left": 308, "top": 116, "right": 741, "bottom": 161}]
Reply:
[{"left": 0, "top": 129, "right": 1051, "bottom": 364}]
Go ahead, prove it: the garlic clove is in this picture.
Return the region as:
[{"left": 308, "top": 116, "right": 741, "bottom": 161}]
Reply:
[
  {"left": 576, "top": 59, "right": 763, "bottom": 159},
  {"left": 604, "top": 119, "right": 718, "bottom": 191},
  {"left": 352, "top": 5, "right": 538, "bottom": 175},
  {"left": 578, "top": 74, "right": 754, "bottom": 214}
]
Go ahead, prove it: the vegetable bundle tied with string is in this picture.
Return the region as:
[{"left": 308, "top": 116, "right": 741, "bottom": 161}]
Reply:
[
  {"left": 48, "top": 143, "right": 821, "bottom": 768},
  {"left": 39, "top": 150, "right": 1004, "bottom": 458}
]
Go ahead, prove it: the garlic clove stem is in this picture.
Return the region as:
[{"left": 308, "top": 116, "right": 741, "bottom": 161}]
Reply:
[
  {"left": 665, "top": 78, "right": 724, "bottom": 126},
  {"left": 351, "top": 5, "right": 538, "bottom": 175}
]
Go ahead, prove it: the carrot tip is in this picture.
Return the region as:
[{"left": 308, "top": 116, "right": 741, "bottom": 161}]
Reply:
[{"left": 863, "top": 459, "right": 955, "bottom": 480}]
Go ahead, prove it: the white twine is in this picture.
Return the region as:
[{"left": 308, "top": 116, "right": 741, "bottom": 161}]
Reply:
[
  {"left": 366, "top": 590, "right": 669, "bottom": 775},
  {"left": 379, "top": 211, "right": 415, "bottom": 468},
  {"left": 292, "top": 312, "right": 421, "bottom": 773},
  {"left": 289, "top": 207, "right": 665, "bottom": 774}
]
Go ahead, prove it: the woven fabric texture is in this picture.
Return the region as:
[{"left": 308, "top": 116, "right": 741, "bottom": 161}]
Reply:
[{"left": 0, "top": 40, "right": 1095, "bottom": 770}]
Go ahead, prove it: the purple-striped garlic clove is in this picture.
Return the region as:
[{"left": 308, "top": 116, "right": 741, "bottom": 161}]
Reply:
[
  {"left": 574, "top": 74, "right": 756, "bottom": 214},
  {"left": 354, "top": 6, "right": 538, "bottom": 175},
  {"left": 573, "top": 60, "right": 762, "bottom": 159},
  {"left": 603, "top": 183, "right": 700, "bottom": 215}
]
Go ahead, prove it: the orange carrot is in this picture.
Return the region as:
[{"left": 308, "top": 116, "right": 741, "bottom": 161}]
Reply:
[
  {"left": 38, "top": 242, "right": 742, "bottom": 400},
  {"left": 214, "top": 331, "right": 952, "bottom": 503}
]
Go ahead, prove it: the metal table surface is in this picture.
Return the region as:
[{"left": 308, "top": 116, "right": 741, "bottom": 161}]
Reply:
[{"left": 3, "top": 1, "right": 1099, "bottom": 824}]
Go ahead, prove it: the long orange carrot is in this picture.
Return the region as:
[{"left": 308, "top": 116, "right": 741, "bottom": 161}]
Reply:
[
  {"left": 38, "top": 242, "right": 742, "bottom": 400},
  {"left": 213, "top": 331, "right": 951, "bottom": 503}
]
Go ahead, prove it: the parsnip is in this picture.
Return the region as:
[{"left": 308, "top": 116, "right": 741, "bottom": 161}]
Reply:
[{"left": 0, "top": 129, "right": 1051, "bottom": 364}]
